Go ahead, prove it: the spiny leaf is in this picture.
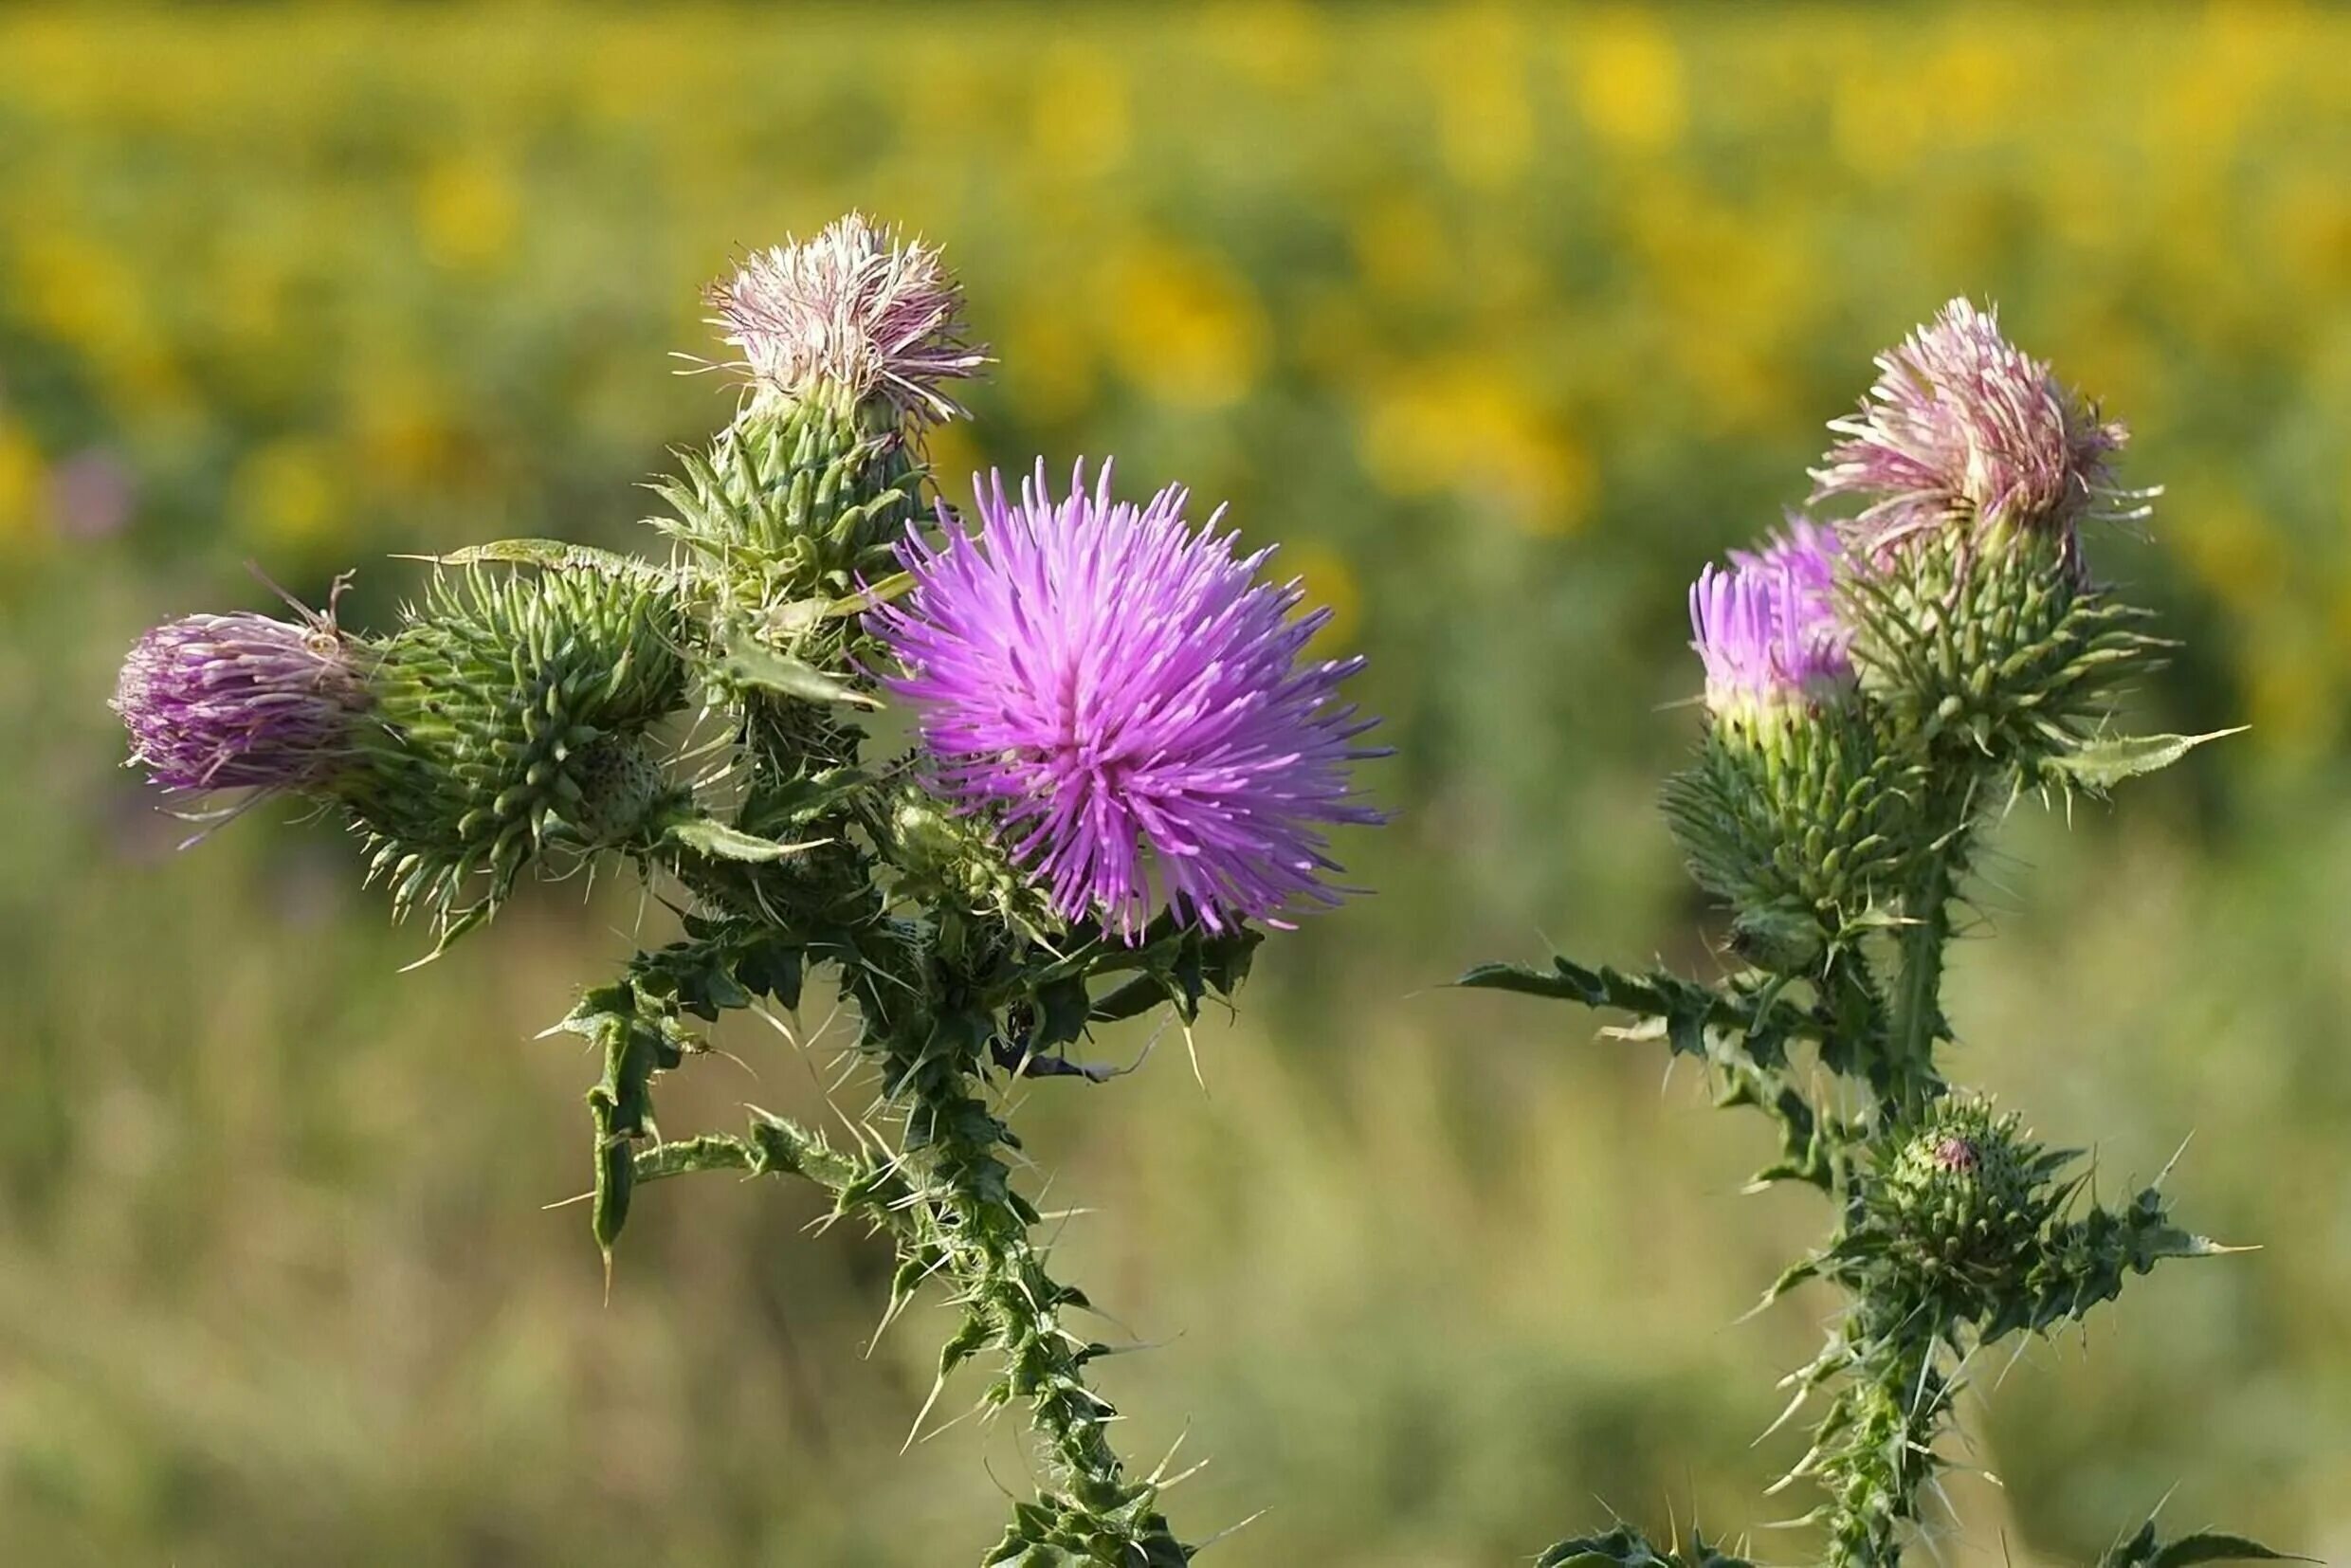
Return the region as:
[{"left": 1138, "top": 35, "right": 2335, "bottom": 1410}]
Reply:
[
  {"left": 720, "top": 628, "right": 880, "bottom": 707},
  {"left": 2099, "top": 1519, "right": 2304, "bottom": 1568},
  {"left": 663, "top": 816, "right": 830, "bottom": 864},
  {"left": 2046, "top": 728, "right": 2246, "bottom": 792}
]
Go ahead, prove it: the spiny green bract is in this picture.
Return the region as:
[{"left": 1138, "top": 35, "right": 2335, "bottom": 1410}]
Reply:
[
  {"left": 880, "top": 786, "right": 1066, "bottom": 940},
  {"left": 344, "top": 565, "right": 688, "bottom": 941},
  {"left": 653, "top": 394, "right": 924, "bottom": 611},
  {"left": 1662, "top": 702, "right": 1920, "bottom": 973},
  {"left": 1871, "top": 1097, "right": 2050, "bottom": 1287},
  {"left": 655, "top": 396, "right": 927, "bottom": 793},
  {"left": 1846, "top": 524, "right": 2165, "bottom": 786}
]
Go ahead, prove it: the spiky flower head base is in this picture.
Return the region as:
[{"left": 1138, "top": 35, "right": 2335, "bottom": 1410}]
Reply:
[
  {"left": 345, "top": 567, "right": 689, "bottom": 939},
  {"left": 873, "top": 460, "right": 1383, "bottom": 940},
  {"left": 113, "top": 604, "right": 371, "bottom": 794}
]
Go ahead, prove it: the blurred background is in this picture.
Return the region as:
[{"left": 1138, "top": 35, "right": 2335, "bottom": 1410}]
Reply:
[{"left": 3, "top": 4, "right": 2346, "bottom": 1564}]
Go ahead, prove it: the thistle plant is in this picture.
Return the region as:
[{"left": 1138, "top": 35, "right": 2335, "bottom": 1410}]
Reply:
[
  {"left": 1470, "top": 301, "right": 2278, "bottom": 1568},
  {"left": 112, "top": 212, "right": 1381, "bottom": 1566}
]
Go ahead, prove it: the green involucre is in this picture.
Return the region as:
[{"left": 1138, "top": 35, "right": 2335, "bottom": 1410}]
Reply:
[
  {"left": 1846, "top": 524, "right": 2165, "bottom": 785},
  {"left": 343, "top": 565, "right": 689, "bottom": 939},
  {"left": 1663, "top": 698, "right": 1921, "bottom": 972}
]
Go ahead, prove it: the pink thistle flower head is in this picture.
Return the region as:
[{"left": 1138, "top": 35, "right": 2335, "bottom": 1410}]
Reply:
[
  {"left": 113, "top": 607, "right": 371, "bottom": 794},
  {"left": 870, "top": 460, "right": 1385, "bottom": 940},
  {"left": 1690, "top": 518, "right": 1854, "bottom": 720},
  {"left": 1811, "top": 299, "right": 2141, "bottom": 561},
  {"left": 704, "top": 211, "right": 988, "bottom": 426}
]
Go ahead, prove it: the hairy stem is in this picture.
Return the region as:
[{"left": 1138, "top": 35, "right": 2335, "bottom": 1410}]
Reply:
[
  {"left": 1819, "top": 1313, "right": 1948, "bottom": 1568},
  {"left": 631, "top": 1115, "right": 920, "bottom": 1244},
  {"left": 893, "top": 1048, "right": 1189, "bottom": 1565}
]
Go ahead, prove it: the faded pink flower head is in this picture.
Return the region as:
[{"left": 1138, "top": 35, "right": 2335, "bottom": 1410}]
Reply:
[
  {"left": 704, "top": 212, "right": 988, "bottom": 425},
  {"left": 1811, "top": 299, "right": 2142, "bottom": 563},
  {"left": 113, "top": 608, "right": 370, "bottom": 794},
  {"left": 870, "top": 460, "right": 1385, "bottom": 940}
]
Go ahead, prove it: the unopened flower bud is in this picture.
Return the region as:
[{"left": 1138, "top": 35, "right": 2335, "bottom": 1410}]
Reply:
[{"left": 1876, "top": 1099, "right": 2044, "bottom": 1285}]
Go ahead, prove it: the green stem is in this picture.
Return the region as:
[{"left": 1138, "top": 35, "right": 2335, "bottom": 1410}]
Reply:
[
  {"left": 892, "top": 1048, "right": 1190, "bottom": 1566},
  {"left": 1818, "top": 1311, "right": 1949, "bottom": 1568},
  {"left": 631, "top": 1116, "right": 920, "bottom": 1245},
  {"left": 1886, "top": 843, "right": 1956, "bottom": 1115}
]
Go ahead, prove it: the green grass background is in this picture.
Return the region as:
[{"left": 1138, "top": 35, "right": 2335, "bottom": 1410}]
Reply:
[{"left": 1, "top": 5, "right": 2346, "bottom": 1564}]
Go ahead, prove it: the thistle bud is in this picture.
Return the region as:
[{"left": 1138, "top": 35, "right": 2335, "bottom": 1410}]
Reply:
[
  {"left": 666, "top": 214, "right": 983, "bottom": 605},
  {"left": 1818, "top": 303, "right": 2165, "bottom": 779},
  {"left": 880, "top": 788, "right": 1061, "bottom": 937},
  {"left": 1873, "top": 1098, "right": 2045, "bottom": 1287},
  {"left": 342, "top": 568, "right": 688, "bottom": 938},
  {"left": 113, "top": 605, "right": 371, "bottom": 796},
  {"left": 1665, "top": 521, "right": 1913, "bottom": 968}
]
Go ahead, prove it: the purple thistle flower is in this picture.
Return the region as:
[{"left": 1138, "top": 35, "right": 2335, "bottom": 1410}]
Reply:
[
  {"left": 1690, "top": 518, "right": 1853, "bottom": 718},
  {"left": 1811, "top": 298, "right": 2141, "bottom": 560},
  {"left": 870, "top": 460, "right": 1384, "bottom": 939},
  {"left": 112, "top": 609, "right": 370, "bottom": 794},
  {"left": 705, "top": 212, "right": 989, "bottom": 425}
]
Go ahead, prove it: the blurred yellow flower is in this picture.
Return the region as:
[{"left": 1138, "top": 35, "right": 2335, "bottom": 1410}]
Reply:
[
  {"left": 1350, "top": 193, "right": 1448, "bottom": 303},
  {"left": 1569, "top": 9, "right": 1685, "bottom": 152},
  {"left": 922, "top": 421, "right": 985, "bottom": 503},
  {"left": 1432, "top": 6, "right": 1533, "bottom": 190},
  {"left": 1003, "top": 295, "right": 1099, "bottom": 424},
  {"left": 231, "top": 437, "right": 341, "bottom": 550},
  {"left": 1357, "top": 356, "right": 1593, "bottom": 535},
  {"left": 1030, "top": 44, "right": 1130, "bottom": 180},
  {"left": 1198, "top": 0, "right": 1327, "bottom": 93},
  {"left": 1101, "top": 242, "right": 1267, "bottom": 410},
  {"left": 1279, "top": 537, "right": 1361, "bottom": 649},
  {"left": 417, "top": 155, "right": 519, "bottom": 272},
  {"left": 0, "top": 423, "right": 45, "bottom": 547}
]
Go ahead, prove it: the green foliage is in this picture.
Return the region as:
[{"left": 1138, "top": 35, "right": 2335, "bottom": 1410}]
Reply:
[
  {"left": 1538, "top": 1523, "right": 1754, "bottom": 1568},
  {"left": 2098, "top": 1522, "right": 2304, "bottom": 1568},
  {"left": 1473, "top": 378, "right": 2273, "bottom": 1563}
]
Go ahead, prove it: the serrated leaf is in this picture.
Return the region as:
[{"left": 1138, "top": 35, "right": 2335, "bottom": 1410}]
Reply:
[
  {"left": 719, "top": 629, "right": 880, "bottom": 707},
  {"left": 664, "top": 817, "right": 830, "bottom": 863},
  {"left": 2049, "top": 728, "right": 2246, "bottom": 791},
  {"left": 2147, "top": 1536, "right": 2300, "bottom": 1568},
  {"left": 2100, "top": 1520, "right": 2304, "bottom": 1568}
]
